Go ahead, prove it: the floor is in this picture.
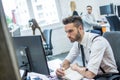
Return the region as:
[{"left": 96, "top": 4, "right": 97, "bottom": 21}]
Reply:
[{"left": 47, "top": 52, "right": 68, "bottom": 61}]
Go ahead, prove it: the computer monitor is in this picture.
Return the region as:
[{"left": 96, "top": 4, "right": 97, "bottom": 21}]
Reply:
[
  {"left": 100, "top": 4, "right": 114, "bottom": 15},
  {"left": 12, "top": 35, "right": 50, "bottom": 75},
  {"left": 117, "top": 5, "right": 120, "bottom": 17},
  {"left": 106, "top": 15, "right": 120, "bottom": 31},
  {"left": 0, "top": 0, "right": 21, "bottom": 80}
]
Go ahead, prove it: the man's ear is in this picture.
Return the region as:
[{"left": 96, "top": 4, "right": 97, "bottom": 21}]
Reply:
[{"left": 78, "top": 25, "right": 83, "bottom": 30}]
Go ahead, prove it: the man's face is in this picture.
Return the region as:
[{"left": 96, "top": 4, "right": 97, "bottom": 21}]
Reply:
[
  {"left": 64, "top": 23, "right": 81, "bottom": 42},
  {"left": 87, "top": 7, "right": 92, "bottom": 14}
]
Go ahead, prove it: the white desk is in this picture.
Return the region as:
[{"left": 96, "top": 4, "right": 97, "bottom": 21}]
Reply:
[
  {"left": 27, "top": 72, "right": 94, "bottom": 80},
  {"left": 27, "top": 72, "right": 49, "bottom": 80},
  {"left": 101, "top": 23, "right": 110, "bottom": 32},
  {"left": 26, "top": 59, "right": 95, "bottom": 80}
]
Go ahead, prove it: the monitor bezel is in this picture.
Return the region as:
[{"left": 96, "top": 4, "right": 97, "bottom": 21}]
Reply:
[
  {"left": 100, "top": 4, "right": 114, "bottom": 15},
  {"left": 12, "top": 35, "right": 50, "bottom": 75}
]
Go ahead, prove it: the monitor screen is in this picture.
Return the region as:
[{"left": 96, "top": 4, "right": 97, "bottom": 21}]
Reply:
[
  {"left": 100, "top": 4, "right": 114, "bottom": 15},
  {"left": 12, "top": 35, "right": 50, "bottom": 75},
  {"left": 117, "top": 5, "right": 120, "bottom": 17}
]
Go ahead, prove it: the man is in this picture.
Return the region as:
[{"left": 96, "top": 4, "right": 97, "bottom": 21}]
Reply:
[
  {"left": 56, "top": 16, "right": 118, "bottom": 79},
  {"left": 82, "top": 5, "right": 104, "bottom": 31}
]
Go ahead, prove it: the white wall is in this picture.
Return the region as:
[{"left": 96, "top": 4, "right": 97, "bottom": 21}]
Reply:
[{"left": 58, "top": 0, "right": 120, "bottom": 20}]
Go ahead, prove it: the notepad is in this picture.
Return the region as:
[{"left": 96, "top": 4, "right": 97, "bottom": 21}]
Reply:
[
  {"left": 19, "top": 69, "right": 25, "bottom": 78},
  {"left": 62, "top": 68, "right": 83, "bottom": 80}
]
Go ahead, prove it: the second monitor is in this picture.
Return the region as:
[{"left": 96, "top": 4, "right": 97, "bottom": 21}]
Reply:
[{"left": 12, "top": 35, "right": 50, "bottom": 75}]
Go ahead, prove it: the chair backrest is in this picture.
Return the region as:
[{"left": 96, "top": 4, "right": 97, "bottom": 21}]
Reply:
[
  {"left": 43, "top": 29, "right": 53, "bottom": 49},
  {"left": 106, "top": 15, "right": 120, "bottom": 31},
  {"left": 103, "top": 31, "right": 120, "bottom": 73}
]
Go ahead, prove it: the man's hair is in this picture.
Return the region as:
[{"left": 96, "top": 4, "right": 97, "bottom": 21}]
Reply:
[
  {"left": 62, "top": 16, "right": 83, "bottom": 28},
  {"left": 87, "top": 5, "right": 92, "bottom": 9}
]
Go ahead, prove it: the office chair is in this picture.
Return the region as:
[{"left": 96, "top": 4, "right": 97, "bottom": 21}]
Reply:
[
  {"left": 102, "top": 31, "right": 120, "bottom": 80},
  {"left": 92, "top": 26, "right": 102, "bottom": 35},
  {"left": 106, "top": 15, "right": 120, "bottom": 31},
  {"left": 43, "top": 29, "right": 53, "bottom": 56}
]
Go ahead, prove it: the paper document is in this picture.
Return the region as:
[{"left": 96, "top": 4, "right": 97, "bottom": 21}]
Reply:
[
  {"left": 19, "top": 69, "right": 25, "bottom": 77},
  {"left": 48, "top": 59, "right": 62, "bottom": 71},
  {"left": 27, "top": 72, "right": 49, "bottom": 80},
  {"left": 63, "top": 68, "right": 83, "bottom": 80}
]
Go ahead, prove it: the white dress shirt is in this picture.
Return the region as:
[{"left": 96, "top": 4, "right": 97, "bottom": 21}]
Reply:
[
  {"left": 82, "top": 13, "right": 101, "bottom": 31},
  {"left": 65, "top": 32, "right": 118, "bottom": 75}
]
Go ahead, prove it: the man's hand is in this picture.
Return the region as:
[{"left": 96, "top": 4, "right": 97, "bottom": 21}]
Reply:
[
  {"left": 56, "top": 59, "right": 70, "bottom": 78},
  {"left": 71, "top": 63, "right": 96, "bottom": 79},
  {"left": 56, "top": 67, "right": 65, "bottom": 77},
  {"left": 71, "top": 63, "right": 86, "bottom": 73}
]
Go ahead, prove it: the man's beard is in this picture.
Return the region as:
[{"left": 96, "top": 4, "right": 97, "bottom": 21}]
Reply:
[{"left": 70, "top": 30, "right": 81, "bottom": 42}]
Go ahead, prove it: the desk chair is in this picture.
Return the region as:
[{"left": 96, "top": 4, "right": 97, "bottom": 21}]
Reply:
[
  {"left": 102, "top": 31, "right": 120, "bottom": 80},
  {"left": 106, "top": 15, "right": 120, "bottom": 31},
  {"left": 92, "top": 26, "right": 102, "bottom": 35},
  {"left": 43, "top": 29, "right": 53, "bottom": 56}
]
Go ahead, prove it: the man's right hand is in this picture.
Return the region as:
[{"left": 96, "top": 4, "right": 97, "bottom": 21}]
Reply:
[
  {"left": 56, "top": 67, "right": 65, "bottom": 77},
  {"left": 56, "top": 59, "right": 70, "bottom": 77}
]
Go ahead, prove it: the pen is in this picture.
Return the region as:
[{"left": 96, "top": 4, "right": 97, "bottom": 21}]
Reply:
[
  {"left": 60, "top": 64, "right": 62, "bottom": 70},
  {"left": 60, "top": 64, "right": 65, "bottom": 70}
]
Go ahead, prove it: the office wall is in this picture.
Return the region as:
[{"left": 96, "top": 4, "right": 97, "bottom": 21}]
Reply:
[
  {"left": 96, "top": 0, "right": 120, "bottom": 6},
  {"left": 95, "top": 0, "right": 120, "bottom": 17},
  {"left": 58, "top": 0, "right": 99, "bottom": 19},
  {"left": 58, "top": 0, "right": 120, "bottom": 20}
]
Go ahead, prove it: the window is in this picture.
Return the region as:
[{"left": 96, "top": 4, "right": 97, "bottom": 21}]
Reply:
[
  {"left": 2, "top": 0, "right": 59, "bottom": 30},
  {"left": 31, "top": 0, "right": 59, "bottom": 26},
  {"left": 36, "top": 5, "right": 42, "bottom": 11}
]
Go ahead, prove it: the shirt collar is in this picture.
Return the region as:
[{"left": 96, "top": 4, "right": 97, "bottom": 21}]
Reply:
[{"left": 80, "top": 32, "right": 89, "bottom": 47}]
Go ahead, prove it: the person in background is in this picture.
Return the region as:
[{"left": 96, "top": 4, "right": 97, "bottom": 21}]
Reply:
[
  {"left": 56, "top": 16, "right": 118, "bottom": 79},
  {"left": 70, "top": 1, "right": 79, "bottom": 16},
  {"left": 82, "top": 5, "right": 104, "bottom": 32}
]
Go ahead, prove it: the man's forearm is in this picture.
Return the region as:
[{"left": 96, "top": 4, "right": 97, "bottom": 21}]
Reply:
[
  {"left": 62, "top": 59, "right": 70, "bottom": 69},
  {"left": 76, "top": 67, "right": 96, "bottom": 79}
]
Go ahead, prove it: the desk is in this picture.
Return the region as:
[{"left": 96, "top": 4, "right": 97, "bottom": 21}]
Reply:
[
  {"left": 101, "top": 23, "right": 110, "bottom": 32},
  {"left": 26, "top": 59, "right": 94, "bottom": 80},
  {"left": 27, "top": 72, "right": 50, "bottom": 80},
  {"left": 47, "top": 59, "right": 94, "bottom": 80},
  {"left": 27, "top": 72, "right": 94, "bottom": 80},
  {"left": 26, "top": 59, "right": 62, "bottom": 80}
]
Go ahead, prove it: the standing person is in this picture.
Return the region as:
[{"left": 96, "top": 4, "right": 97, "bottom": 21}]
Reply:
[
  {"left": 70, "top": 1, "right": 79, "bottom": 16},
  {"left": 56, "top": 16, "right": 118, "bottom": 79},
  {"left": 82, "top": 5, "right": 104, "bottom": 32}
]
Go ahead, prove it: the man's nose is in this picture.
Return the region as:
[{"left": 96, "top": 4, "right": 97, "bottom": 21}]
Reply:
[{"left": 66, "top": 33, "right": 70, "bottom": 37}]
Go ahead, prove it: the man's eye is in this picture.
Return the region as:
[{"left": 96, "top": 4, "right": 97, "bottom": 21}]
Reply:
[
  {"left": 68, "top": 30, "right": 73, "bottom": 33},
  {"left": 65, "top": 30, "right": 74, "bottom": 33}
]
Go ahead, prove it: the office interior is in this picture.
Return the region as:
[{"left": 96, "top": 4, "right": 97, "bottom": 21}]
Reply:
[{"left": 0, "top": 0, "right": 120, "bottom": 80}]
